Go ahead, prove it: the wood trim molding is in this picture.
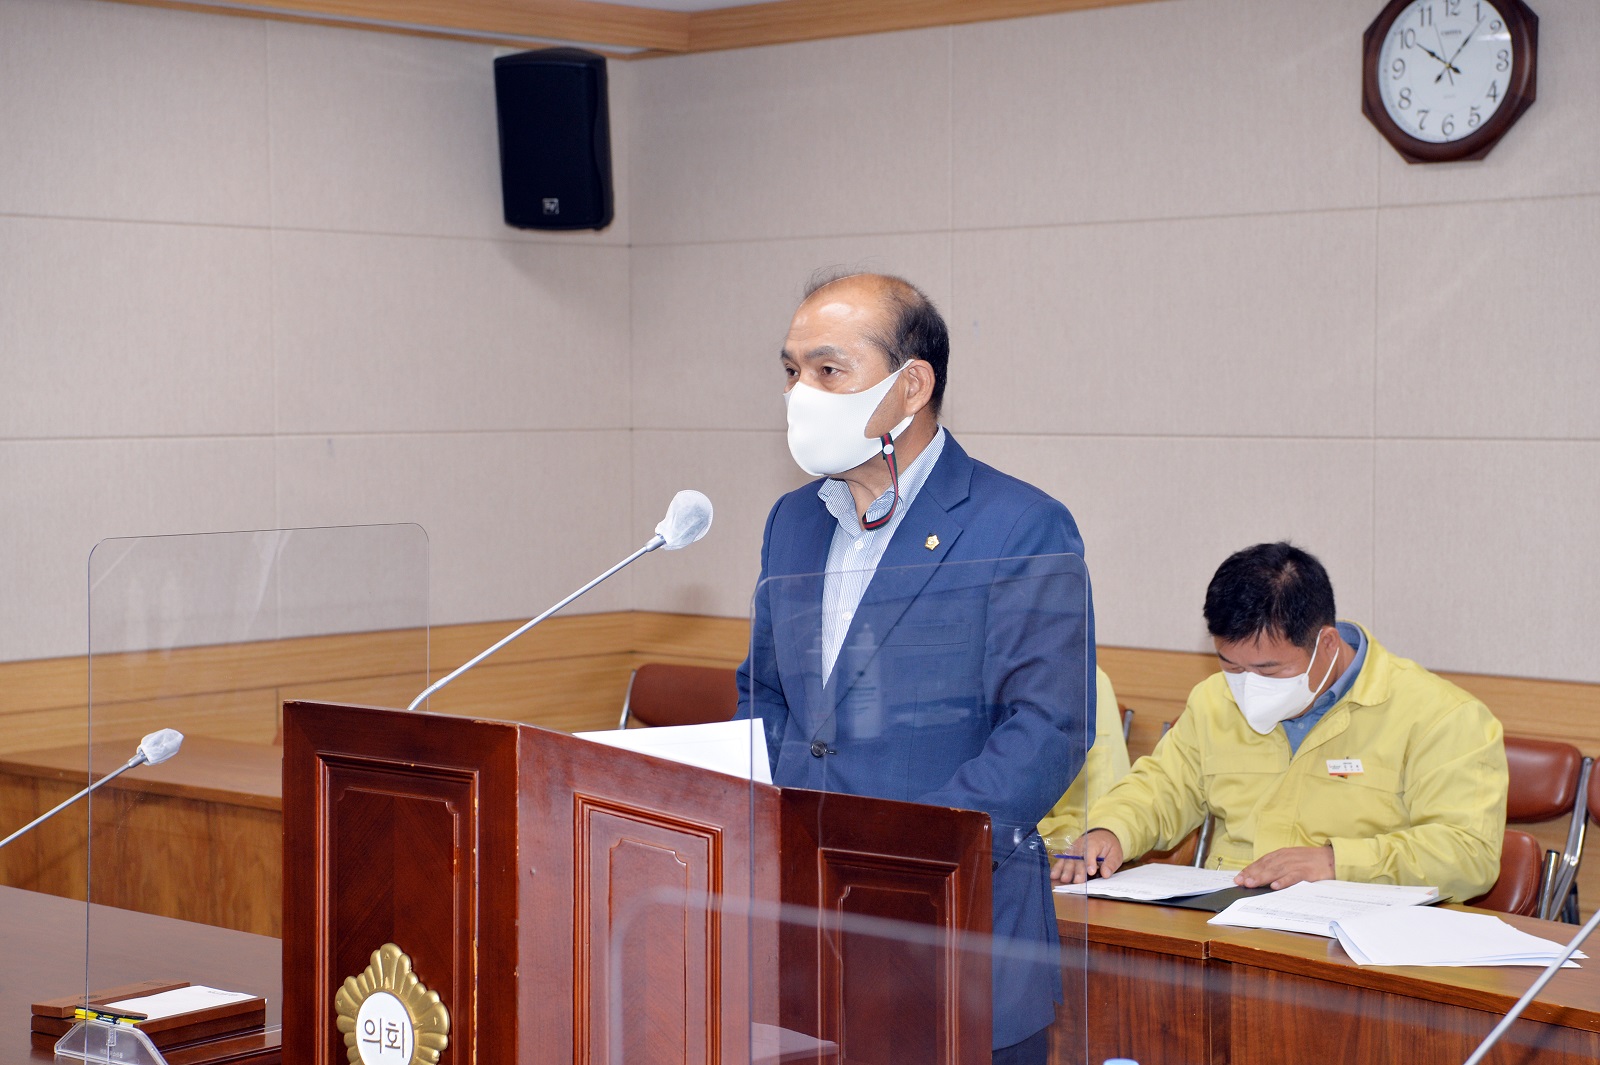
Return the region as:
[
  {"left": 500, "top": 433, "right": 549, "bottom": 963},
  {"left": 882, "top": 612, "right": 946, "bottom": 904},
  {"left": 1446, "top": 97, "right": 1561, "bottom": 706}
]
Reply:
[
  {"left": 100, "top": 0, "right": 690, "bottom": 53},
  {"left": 685, "top": 0, "right": 1162, "bottom": 54},
  {"left": 95, "top": 0, "right": 1167, "bottom": 55}
]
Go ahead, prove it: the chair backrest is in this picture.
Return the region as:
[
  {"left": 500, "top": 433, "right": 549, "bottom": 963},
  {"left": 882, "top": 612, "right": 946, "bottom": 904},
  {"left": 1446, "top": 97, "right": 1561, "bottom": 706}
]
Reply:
[
  {"left": 1505, "top": 735, "right": 1584, "bottom": 822},
  {"left": 1466, "top": 829, "right": 1543, "bottom": 917},
  {"left": 619, "top": 663, "right": 739, "bottom": 729},
  {"left": 1503, "top": 734, "right": 1589, "bottom": 920}
]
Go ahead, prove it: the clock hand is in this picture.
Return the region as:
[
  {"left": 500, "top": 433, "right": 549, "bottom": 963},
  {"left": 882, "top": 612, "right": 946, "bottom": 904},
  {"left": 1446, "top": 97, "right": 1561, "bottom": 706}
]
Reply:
[
  {"left": 1445, "top": 17, "right": 1485, "bottom": 65},
  {"left": 1433, "top": 27, "right": 1460, "bottom": 85},
  {"left": 1436, "top": 16, "right": 1486, "bottom": 83},
  {"left": 1414, "top": 40, "right": 1460, "bottom": 75}
]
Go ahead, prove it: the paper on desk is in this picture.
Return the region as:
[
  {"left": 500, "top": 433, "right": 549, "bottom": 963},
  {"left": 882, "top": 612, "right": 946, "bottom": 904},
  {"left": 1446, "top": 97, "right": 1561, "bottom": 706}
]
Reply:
[
  {"left": 106, "top": 986, "right": 255, "bottom": 1021},
  {"left": 575, "top": 718, "right": 772, "bottom": 785},
  {"left": 1209, "top": 879, "right": 1439, "bottom": 937},
  {"left": 1054, "top": 863, "right": 1238, "bottom": 901},
  {"left": 751, "top": 1022, "right": 838, "bottom": 1065},
  {"left": 1330, "top": 906, "right": 1587, "bottom": 967}
]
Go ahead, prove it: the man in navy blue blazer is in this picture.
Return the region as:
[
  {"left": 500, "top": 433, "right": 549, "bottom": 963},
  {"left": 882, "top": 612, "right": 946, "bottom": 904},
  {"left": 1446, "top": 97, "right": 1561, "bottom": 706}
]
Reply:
[{"left": 736, "top": 272, "right": 1095, "bottom": 1065}]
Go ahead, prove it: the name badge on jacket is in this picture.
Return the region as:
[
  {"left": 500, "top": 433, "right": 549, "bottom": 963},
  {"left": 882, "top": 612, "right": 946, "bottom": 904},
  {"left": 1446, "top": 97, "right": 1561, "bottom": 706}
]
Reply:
[{"left": 1327, "top": 758, "right": 1363, "bottom": 777}]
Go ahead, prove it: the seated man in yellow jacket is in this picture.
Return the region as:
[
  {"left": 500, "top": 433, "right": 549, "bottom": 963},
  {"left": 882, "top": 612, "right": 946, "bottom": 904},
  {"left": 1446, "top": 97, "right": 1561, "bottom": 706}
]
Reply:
[
  {"left": 1038, "top": 668, "right": 1131, "bottom": 849},
  {"left": 1055, "top": 542, "right": 1507, "bottom": 902}
]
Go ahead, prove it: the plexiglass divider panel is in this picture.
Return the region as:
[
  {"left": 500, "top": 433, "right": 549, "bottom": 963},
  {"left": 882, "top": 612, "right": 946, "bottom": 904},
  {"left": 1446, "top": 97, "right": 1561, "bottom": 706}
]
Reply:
[
  {"left": 78, "top": 524, "right": 428, "bottom": 1050},
  {"left": 604, "top": 552, "right": 1092, "bottom": 1065}
]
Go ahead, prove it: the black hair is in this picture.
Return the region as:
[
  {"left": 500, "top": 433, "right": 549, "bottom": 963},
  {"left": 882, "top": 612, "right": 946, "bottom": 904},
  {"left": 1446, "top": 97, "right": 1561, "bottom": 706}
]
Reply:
[
  {"left": 1203, "top": 542, "right": 1336, "bottom": 651},
  {"left": 804, "top": 270, "right": 950, "bottom": 416}
]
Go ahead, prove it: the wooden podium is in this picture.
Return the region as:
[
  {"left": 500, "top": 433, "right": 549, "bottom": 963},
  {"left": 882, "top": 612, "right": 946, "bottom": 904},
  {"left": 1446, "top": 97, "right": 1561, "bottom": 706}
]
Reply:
[{"left": 282, "top": 701, "right": 993, "bottom": 1065}]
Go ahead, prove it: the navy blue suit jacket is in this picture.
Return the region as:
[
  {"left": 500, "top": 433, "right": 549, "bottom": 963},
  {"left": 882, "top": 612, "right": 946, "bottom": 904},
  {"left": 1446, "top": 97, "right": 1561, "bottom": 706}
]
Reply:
[{"left": 736, "top": 433, "right": 1095, "bottom": 1048}]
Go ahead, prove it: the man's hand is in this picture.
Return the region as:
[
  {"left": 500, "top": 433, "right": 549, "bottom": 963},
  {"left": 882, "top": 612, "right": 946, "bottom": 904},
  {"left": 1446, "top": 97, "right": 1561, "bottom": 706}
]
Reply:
[
  {"left": 1235, "top": 844, "right": 1335, "bottom": 890},
  {"left": 1051, "top": 828, "right": 1124, "bottom": 885}
]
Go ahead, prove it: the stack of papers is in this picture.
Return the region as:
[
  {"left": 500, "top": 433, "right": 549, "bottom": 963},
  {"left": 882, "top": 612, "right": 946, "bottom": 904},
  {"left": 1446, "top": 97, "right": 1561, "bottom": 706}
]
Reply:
[
  {"left": 1330, "top": 906, "right": 1586, "bottom": 968},
  {"left": 1209, "top": 879, "right": 1438, "bottom": 937},
  {"left": 575, "top": 719, "right": 772, "bottom": 785},
  {"left": 1055, "top": 864, "right": 1238, "bottom": 901}
]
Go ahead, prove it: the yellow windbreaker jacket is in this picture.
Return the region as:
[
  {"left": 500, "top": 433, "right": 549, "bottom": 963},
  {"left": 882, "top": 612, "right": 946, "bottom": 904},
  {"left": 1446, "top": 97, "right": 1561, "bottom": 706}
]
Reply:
[
  {"left": 1038, "top": 668, "right": 1132, "bottom": 842},
  {"left": 1087, "top": 628, "right": 1507, "bottom": 902}
]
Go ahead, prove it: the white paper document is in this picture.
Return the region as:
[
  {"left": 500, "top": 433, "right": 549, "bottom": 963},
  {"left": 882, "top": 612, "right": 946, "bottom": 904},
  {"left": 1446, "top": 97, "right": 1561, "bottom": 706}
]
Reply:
[
  {"left": 1209, "top": 879, "right": 1439, "bottom": 937},
  {"left": 1329, "top": 906, "right": 1586, "bottom": 968},
  {"left": 751, "top": 1022, "right": 839, "bottom": 1064},
  {"left": 575, "top": 718, "right": 772, "bottom": 785},
  {"left": 1054, "top": 863, "right": 1238, "bottom": 901},
  {"left": 106, "top": 986, "right": 255, "bottom": 1021}
]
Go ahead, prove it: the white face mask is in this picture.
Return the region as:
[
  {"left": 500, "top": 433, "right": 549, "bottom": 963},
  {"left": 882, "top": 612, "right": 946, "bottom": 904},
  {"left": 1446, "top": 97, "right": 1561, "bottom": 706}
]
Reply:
[
  {"left": 784, "top": 366, "right": 914, "bottom": 478},
  {"left": 1223, "top": 630, "right": 1340, "bottom": 735}
]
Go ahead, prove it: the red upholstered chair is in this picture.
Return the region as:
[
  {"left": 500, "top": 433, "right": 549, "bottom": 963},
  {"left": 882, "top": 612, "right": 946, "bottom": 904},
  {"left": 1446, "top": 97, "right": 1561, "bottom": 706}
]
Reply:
[
  {"left": 1467, "top": 829, "right": 1544, "bottom": 917},
  {"left": 618, "top": 663, "right": 739, "bottom": 729},
  {"left": 1503, "top": 735, "right": 1590, "bottom": 921}
]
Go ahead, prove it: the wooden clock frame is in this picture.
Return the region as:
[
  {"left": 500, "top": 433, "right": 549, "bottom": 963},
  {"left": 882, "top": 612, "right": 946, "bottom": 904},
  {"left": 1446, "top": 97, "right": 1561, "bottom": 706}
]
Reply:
[{"left": 1361, "top": 0, "right": 1539, "bottom": 163}]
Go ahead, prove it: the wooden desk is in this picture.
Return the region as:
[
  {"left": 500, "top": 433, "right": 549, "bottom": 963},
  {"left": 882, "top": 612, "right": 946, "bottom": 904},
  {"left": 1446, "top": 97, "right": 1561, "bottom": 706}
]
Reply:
[
  {"left": 1053, "top": 894, "right": 1600, "bottom": 1064},
  {"left": 0, "top": 739, "right": 281, "bottom": 936},
  {"left": 0, "top": 885, "right": 280, "bottom": 1064}
]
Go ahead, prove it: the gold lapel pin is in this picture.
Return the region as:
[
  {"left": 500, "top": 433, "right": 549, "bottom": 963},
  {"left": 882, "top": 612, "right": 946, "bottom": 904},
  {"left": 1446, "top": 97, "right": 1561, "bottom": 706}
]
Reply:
[{"left": 925, "top": 534, "right": 940, "bottom": 551}]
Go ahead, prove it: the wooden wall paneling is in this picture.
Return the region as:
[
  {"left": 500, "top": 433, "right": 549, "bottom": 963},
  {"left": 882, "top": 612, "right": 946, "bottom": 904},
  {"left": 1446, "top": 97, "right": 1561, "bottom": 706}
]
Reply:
[
  {"left": 521, "top": 724, "right": 771, "bottom": 1065},
  {"left": 429, "top": 613, "right": 633, "bottom": 672},
  {"left": 282, "top": 702, "right": 523, "bottom": 1065},
  {"left": 778, "top": 788, "right": 991, "bottom": 1065},
  {"left": 630, "top": 612, "right": 750, "bottom": 667}
]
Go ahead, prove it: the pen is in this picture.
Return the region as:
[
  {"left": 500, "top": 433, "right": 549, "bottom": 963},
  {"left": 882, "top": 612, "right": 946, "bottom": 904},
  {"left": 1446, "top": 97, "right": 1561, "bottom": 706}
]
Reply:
[{"left": 74, "top": 1007, "right": 147, "bottom": 1026}]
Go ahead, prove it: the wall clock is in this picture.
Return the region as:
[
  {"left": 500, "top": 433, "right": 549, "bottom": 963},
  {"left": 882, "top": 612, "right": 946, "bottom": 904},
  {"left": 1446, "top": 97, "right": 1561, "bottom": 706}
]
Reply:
[{"left": 1362, "top": 0, "right": 1538, "bottom": 163}]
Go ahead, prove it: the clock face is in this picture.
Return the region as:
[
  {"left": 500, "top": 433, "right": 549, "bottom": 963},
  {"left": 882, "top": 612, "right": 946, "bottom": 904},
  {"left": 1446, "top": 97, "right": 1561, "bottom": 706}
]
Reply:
[{"left": 1375, "top": 0, "right": 1515, "bottom": 144}]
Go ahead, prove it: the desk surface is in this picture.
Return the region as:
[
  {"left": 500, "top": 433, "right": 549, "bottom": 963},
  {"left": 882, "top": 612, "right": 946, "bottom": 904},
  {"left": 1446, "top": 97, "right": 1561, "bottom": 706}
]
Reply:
[
  {"left": 0, "top": 886, "right": 281, "bottom": 1063},
  {"left": 0, "top": 738, "right": 281, "bottom": 811},
  {"left": 1056, "top": 892, "right": 1600, "bottom": 1033}
]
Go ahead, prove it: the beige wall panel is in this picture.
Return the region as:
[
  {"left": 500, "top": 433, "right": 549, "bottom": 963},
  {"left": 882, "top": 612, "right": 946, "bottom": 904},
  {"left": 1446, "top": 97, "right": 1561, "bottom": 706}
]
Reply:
[
  {"left": 266, "top": 22, "right": 633, "bottom": 245},
  {"left": 963, "top": 434, "right": 1376, "bottom": 653},
  {"left": 950, "top": 1, "right": 1379, "bottom": 230},
  {"left": 1375, "top": 440, "right": 1600, "bottom": 683},
  {"left": 0, "top": 217, "right": 273, "bottom": 440},
  {"left": 0, "top": 0, "right": 269, "bottom": 224},
  {"left": 266, "top": 22, "right": 506, "bottom": 239},
  {"left": 630, "top": 429, "right": 807, "bottom": 618},
  {"left": 1376, "top": 196, "right": 1600, "bottom": 439},
  {"left": 630, "top": 234, "right": 954, "bottom": 431},
  {"left": 950, "top": 214, "right": 1377, "bottom": 437},
  {"left": 630, "top": 26, "right": 952, "bottom": 245},
  {"left": 1377, "top": 0, "right": 1600, "bottom": 206},
  {"left": 272, "top": 231, "right": 630, "bottom": 433},
  {"left": 274, "top": 431, "right": 636, "bottom": 627},
  {"left": 0, "top": 440, "right": 278, "bottom": 663}
]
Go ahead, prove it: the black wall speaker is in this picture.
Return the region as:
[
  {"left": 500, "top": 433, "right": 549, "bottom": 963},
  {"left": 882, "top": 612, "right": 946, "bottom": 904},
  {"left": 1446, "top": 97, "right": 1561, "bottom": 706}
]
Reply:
[{"left": 493, "top": 48, "right": 613, "bottom": 231}]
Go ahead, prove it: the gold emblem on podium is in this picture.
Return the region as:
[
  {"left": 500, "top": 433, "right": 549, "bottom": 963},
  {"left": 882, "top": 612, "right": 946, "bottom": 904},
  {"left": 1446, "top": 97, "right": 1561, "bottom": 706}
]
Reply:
[{"left": 334, "top": 943, "right": 450, "bottom": 1065}]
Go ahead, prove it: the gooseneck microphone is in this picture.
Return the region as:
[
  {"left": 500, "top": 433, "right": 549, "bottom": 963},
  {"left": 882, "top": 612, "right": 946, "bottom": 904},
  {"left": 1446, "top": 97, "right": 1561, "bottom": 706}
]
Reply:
[
  {"left": 406, "top": 490, "right": 714, "bottom": 713},
  {"left": 1462, "top": 903, "right": 1600, "bottom": 1064},
  {"left": 0, "top": 728, "right": 185, "bottom": 851}
]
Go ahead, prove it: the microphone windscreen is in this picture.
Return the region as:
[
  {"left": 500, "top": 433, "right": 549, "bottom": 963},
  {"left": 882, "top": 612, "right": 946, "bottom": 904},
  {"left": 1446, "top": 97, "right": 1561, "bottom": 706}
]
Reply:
[
  {"left": 656, "top": 490, "right": 713, "bottom": 550},
  {"left": 137, "top": 728, "right": 184, "bottom": 765}
]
